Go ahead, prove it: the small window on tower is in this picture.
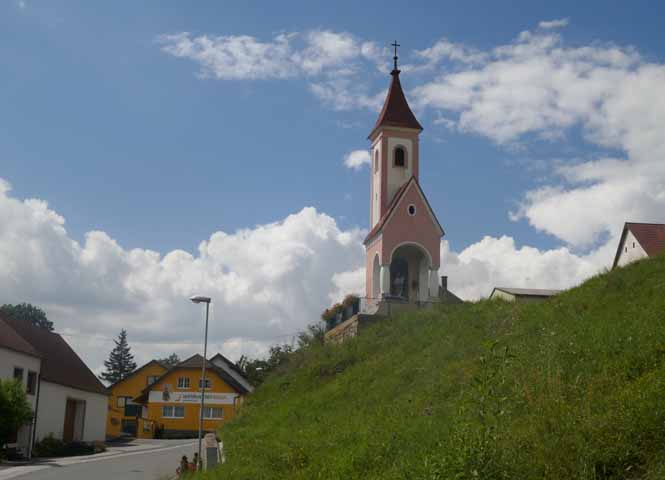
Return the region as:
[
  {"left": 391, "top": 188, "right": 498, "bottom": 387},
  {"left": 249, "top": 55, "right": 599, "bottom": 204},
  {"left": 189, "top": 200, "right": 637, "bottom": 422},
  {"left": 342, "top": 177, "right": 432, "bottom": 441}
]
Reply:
[
  {"left": 394, "top": 147, "right": 405, "bottom": 167},
  {"left": 374, "top": 150, "right": 379, "bottom": 172}
]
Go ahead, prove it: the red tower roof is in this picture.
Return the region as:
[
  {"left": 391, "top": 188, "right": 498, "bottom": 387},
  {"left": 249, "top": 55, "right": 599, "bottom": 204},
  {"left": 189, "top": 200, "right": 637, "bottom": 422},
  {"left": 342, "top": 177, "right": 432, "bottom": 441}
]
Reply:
[{"left": 370, "top": 69, "right": 423, "bottom": 138}]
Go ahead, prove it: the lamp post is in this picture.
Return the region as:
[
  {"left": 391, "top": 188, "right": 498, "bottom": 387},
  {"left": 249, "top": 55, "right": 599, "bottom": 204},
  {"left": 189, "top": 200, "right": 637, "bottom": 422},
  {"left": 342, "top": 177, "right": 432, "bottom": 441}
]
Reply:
[{"left": 190, "top": 294, "right": 211, "bottom": 470}]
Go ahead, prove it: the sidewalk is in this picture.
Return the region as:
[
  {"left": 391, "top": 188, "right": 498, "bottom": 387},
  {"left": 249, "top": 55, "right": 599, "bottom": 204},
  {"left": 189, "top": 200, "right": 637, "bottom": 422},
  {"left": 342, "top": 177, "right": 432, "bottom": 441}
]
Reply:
[{"left": 0, "top": 439, "right": 196, "bottom": 480}]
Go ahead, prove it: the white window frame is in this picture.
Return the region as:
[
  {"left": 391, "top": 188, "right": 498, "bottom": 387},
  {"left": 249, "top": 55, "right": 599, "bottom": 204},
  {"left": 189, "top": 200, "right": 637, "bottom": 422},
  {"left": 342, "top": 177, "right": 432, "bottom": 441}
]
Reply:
[
  {"left": 198, "top": 378, "right": 212, "bottom": 389},
  {"left": 177, "top": 377, "right": 190, "bottom": 389},
  {"left": 117, "top": 396, "right": 127, "bottom": 408},
  {"left": 146, "top": 375, "right": 159, "bottom": 386},
  {"left": 202, "top": 407, "right": 224, "bottom": 419},
  {"left": 162, "top": 405, "right": 185, "bottom": 418}
]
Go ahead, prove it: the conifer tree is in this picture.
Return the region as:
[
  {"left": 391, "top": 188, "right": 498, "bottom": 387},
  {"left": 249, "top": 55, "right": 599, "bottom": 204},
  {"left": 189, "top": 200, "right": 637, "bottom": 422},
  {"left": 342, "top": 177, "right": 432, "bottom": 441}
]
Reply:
[{"left": 99, "top": 329, "right": 137, "bottom": 384}]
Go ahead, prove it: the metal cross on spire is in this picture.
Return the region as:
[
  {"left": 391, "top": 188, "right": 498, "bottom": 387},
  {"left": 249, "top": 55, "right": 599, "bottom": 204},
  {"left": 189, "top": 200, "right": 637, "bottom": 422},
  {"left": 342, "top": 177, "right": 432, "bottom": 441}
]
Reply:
[{"left": 392, "top": 40, "right": 400, "bottom": 72}]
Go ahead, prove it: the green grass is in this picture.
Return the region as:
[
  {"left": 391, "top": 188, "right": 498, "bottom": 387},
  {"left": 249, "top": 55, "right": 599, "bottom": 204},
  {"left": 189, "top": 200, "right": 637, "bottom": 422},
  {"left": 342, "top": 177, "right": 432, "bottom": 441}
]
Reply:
[{"left": 197, "top": 255, "right": 665, "bottom": 479}]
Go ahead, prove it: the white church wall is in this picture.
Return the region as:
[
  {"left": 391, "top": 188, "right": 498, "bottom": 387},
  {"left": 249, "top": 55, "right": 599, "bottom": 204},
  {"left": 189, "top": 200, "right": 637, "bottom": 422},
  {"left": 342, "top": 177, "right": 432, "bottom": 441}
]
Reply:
[{"left": 617, "top": 229, "right": 649, "bottom": 267}]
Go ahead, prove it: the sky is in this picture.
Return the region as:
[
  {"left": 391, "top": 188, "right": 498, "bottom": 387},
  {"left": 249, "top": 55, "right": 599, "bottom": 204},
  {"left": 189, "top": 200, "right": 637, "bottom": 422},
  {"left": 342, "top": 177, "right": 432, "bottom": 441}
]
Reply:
[{"left": 1, "top": 0, "right": 664, "bottom": 375}]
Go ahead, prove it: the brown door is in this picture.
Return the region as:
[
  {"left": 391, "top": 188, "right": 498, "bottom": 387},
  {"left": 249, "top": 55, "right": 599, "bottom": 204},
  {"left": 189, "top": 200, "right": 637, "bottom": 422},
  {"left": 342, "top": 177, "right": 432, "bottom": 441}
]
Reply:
[{"left": 63, "top": 399, "right": 77, "bottom": 442}]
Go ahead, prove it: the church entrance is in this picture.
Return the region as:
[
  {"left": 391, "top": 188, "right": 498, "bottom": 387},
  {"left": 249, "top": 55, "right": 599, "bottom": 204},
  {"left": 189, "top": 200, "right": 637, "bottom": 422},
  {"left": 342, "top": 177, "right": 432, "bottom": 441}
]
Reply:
[{"left": 389, "top": 244, "right": 431, "bottom": 302}]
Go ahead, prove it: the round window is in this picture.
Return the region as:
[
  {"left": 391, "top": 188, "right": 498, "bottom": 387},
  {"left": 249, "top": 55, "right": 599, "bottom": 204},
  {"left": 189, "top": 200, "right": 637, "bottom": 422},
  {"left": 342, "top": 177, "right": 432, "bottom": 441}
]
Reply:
[{"left": 408, "top": 204, "right": 416, "bottom": 216}]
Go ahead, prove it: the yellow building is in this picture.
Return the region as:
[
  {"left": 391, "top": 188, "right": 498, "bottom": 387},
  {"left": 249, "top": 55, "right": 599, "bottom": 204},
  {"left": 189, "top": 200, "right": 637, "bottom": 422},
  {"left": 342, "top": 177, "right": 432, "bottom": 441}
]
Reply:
[
  {"left": 106, "top": 360, "right": 168, "bottom": 438},
  {"left": 133, "top": 354, "right": 252, "bottom": 439}
]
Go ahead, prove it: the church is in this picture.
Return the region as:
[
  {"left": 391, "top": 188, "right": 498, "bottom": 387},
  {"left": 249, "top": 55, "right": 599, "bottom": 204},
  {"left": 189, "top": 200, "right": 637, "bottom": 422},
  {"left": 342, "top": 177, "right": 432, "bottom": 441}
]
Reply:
[
  {"left": 364, "top": 46, "right": 445, "bottom": 305},
  {"left": 325, "top": 46, "right": 457, "bottom": 344}
]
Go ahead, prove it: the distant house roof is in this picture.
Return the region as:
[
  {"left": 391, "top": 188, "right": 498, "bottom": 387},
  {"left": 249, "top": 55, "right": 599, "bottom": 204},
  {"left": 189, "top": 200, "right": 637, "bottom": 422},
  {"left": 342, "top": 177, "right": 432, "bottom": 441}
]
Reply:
[
  {"left": 613, "top": 222, "right": 665, "bottom": 268},
  {"left": 0, "top": 316, "right": 41, "bottom": 358},
  {"left": 1, "top": 316, "right": 107, "bottom": 395},
  {"left": 491, "top": 287, "right": 562, "bottom": 298},
  {"left": 369, "top": 69, "right": 423, "bottom": 139},
  {"left": 210, "top": 353, "right": 254, "bottom": 393},
  {"left": 133, "top": 353, "right": 251, "bottom": 403},
  {"left": 364, "top": 176, "right": 444, "bottom": 245},
  {"left": 105, "top": 359, "right": 168, "bottom": 391}
]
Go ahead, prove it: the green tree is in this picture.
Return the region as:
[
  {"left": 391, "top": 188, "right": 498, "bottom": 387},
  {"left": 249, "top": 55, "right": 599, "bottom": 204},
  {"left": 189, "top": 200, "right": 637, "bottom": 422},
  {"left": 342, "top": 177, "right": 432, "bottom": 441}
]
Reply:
[
  {"left": 157, "top": 353, "right": 181, "bottom": 368},
  {"left": 0, "top": 379, "right": 33, "bottom": 449},
  {"left": 0, "top": 303, "right": 53, "bottom": 331},
  {"left": 99, "top": 329, "right": 137, "bottom": 384}
]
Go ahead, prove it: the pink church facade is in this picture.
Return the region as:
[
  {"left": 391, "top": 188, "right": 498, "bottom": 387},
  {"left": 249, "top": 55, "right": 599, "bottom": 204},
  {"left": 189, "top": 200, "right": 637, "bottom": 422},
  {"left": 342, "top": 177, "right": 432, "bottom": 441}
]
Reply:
[{"left": 363, "top": 60, "right": 444, "bottom": 303}]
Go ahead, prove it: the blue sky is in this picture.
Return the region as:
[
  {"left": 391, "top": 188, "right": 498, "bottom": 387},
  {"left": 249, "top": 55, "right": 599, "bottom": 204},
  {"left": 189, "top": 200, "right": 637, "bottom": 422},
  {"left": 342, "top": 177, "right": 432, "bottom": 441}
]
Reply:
[
  {"left": 3, "top": 0, "right": 662, "bottom": 254},
  {"left": 2, "top": 0, "right": 665, "bottom": 369}
]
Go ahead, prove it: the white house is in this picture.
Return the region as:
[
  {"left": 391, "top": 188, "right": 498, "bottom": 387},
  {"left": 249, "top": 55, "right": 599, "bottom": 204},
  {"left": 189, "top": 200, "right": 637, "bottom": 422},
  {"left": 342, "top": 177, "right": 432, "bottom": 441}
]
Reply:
[
  {"left": 0, "top": 317, "right": 41, "bottom": 457},
  {"left": 613, "top": 222, "right": 665, "bottom": 269},
  {"left": 0, "top": 315, "right": 108, "bottom": 458}
]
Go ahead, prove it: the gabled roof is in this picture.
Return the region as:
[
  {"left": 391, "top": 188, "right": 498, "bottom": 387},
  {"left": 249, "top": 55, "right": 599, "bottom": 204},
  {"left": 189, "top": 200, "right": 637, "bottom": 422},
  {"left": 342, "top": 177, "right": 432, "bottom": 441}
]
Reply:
[
  {"left": 369, "top": 69, "right": 422, "bottom": 139},
  {"left": 0, "top": 315, "right": 41, "bottom": 358},
  {"left": 364, "top": 176, "right": 444, "bottom": 245},
  {"left": 106, "top": 359, "right": 168, "bottom": 391},
  {"left": 2, "top": 316, "right": 107, "bottom": 395},
  {"left": 613, "top": 222, "right": 665, "bottom": 268},
  {"left": 133, "top": 353, "right": 251, "bottom": 403},
  {"left": 210, "top": 353, "right": 254, "bottom": 393},
  {"left": 491, "top": 287, "right": 562, "bottom": 298}
]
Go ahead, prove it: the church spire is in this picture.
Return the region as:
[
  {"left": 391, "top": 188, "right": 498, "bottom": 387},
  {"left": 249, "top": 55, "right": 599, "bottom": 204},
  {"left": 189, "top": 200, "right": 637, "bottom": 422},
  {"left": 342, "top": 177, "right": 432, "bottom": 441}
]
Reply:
[{"left": 369, "top": 42, "right": 423, "bottom": 138}]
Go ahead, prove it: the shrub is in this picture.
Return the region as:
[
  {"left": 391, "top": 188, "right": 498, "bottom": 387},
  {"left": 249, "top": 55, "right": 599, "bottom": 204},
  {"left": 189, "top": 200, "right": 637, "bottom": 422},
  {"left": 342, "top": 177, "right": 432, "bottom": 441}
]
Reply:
[
  {"left": 0, "top": 379, "right": 33, "bottom": 449},
  {"left": 33, "top": 434, "right": 103, "bottom": 457}
]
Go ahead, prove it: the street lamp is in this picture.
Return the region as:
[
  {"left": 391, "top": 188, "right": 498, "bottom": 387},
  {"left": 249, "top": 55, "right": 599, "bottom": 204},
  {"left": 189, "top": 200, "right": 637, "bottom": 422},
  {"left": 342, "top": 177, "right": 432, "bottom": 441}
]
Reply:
[{"left": 190, "top": 294, "right": 211, "bottom": 470}]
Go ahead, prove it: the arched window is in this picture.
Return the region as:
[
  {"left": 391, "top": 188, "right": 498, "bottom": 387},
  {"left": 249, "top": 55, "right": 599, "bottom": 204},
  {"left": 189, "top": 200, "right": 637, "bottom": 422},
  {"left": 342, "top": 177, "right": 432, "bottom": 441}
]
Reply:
[
  {"left": 394, "top": 147, "right": 406, "bottom": 167},
  {"left": 374, "top": 150, "right": 379, "bottom": 172}
]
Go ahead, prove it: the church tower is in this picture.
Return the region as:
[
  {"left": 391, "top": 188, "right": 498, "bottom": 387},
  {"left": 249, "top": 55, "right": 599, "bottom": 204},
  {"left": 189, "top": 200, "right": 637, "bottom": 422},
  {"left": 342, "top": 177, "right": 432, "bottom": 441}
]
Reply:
[{"left": 364, "top": 43, "right": 444, "bottom": 303}]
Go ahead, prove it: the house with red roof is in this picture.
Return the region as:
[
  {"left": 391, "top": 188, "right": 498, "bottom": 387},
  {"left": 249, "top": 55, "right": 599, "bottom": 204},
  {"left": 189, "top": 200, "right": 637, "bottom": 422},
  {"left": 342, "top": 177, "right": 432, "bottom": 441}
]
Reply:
[
  {"left": 0, "top": 315, "right": 108, "bottom": 458},
  {"left": 612, "top": 222, "right": 665, "bottom": 269}
]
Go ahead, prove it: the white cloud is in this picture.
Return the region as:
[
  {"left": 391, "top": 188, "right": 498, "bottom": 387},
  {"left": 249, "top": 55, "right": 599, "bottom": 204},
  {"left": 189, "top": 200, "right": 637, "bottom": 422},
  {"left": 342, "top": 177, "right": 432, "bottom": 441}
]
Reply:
[
  {"left": 158, "top": 30, "right": 381, "bottom": 81},
  {"left": 441, "top": 236, "right": 608, "bottom": 300},
  {"left": 329, "top": 267, "right": 364, "bottom": 303},
  {"left": 538, "top": 18, "right": 570, "bottom": 29},
  {"left": 343, "top": 149, "right": 371, "bottom": 170},
  {"left": 158, "top": 30, "right": 389, "bottom": 111},
  {"left": 0, "top": 179, "right": 365, "bottom": 372},
  {"left": 412, "top": 25, "right": 664, "bottom": 249}
]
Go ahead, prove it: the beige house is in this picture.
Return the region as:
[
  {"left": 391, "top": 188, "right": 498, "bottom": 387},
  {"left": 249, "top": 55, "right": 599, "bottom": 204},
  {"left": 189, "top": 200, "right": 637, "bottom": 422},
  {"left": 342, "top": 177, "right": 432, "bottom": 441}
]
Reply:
[{"left": 489, "top": 287, "right": 561, "bottom": 303}]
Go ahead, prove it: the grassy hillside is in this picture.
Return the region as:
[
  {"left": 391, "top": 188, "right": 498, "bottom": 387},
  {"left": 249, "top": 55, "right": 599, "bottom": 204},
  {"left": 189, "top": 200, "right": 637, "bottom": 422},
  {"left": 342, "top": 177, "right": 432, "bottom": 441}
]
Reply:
[{"left": 199, "top": 256, "right": 665, "bottom": 479}]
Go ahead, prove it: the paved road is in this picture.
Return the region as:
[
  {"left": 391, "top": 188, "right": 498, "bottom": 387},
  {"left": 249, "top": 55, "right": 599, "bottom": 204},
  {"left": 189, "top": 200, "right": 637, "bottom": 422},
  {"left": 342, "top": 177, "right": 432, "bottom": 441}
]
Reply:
[{"left": 4, "top": 440, "right": 198, "bottom": 480}]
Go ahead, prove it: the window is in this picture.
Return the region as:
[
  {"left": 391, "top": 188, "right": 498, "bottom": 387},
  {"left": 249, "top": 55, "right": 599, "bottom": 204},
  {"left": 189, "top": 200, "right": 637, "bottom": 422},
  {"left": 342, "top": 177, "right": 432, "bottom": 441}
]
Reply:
[
  {"left": 146, "top": 375, "right": 159, "bottom": 386},
  {"left": 162, "top": 405, "right": 185, "bottom": 418},
  {"left": 117, "top": 396, "right": 132, "bottom": 408},
  {"left": 394, "top": 147, "right": 405, "bottom": 167},
  {"left": 408, "top": 204, "right": 416, "bottom": 216},
  {"left": 374, "top": 150, "right": 379, "bottom": 172},
  {"left": 198, "top": 378, "right": 212, "bottom": 389},
  {"left": 202, "top": 407, "right": 223, "bottom": 419},
  {"left": 632, "top": 242, "right": 635, "bottom": 248},
  {"left": 26, "top": 371, "right": 37, "bottom": 395},
  {"left": 177, "top": 377, "right": 190, "bottom": 389},
  {"left": 13, "top": 367, "right": 24, "bottom": 382}
]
